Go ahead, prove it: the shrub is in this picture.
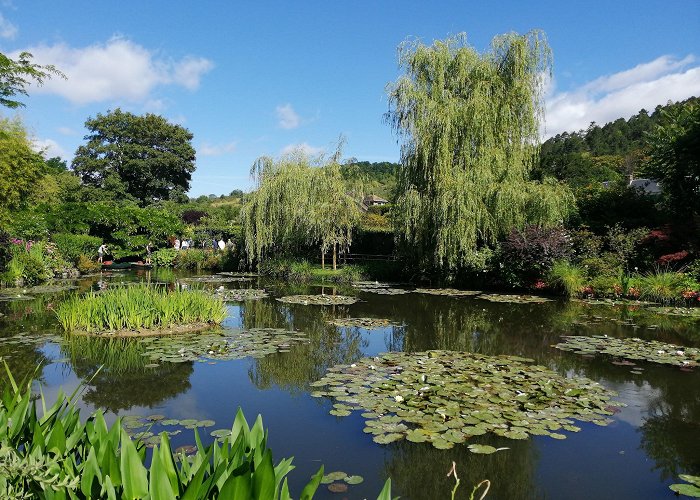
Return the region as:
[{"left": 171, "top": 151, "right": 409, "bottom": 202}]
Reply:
[
  {"left": 606, "top": 223, "right": 648, "bottom": 270},
  {"left": 76, "top": 254, "right": 101, "bottom": 274},
  {"left": 52, "top": 233, "right": 102, "bottom": 263},
  {"left": 151, "top": 248, "right": 179, "bottom": 267},
  {"left": 549, "top": 261, "right": 586, "bottom": 298},
  {"left": 498, "top": 225, "right": 572, "bottom": 288},
  {"left": 637, "top": 269, "right": 687, "bottom": 304},
  {"left": 579, "top": 254, "right": 622, "bottom": 278},
  {"left": 589, "top": 275, "right": 621, "bottom": 297},
  {"left": 259, "top": 258, "right": 313, "bottom": 282},
  {"left": 174, "top": 248, "right": 206, "bottom": 270}
]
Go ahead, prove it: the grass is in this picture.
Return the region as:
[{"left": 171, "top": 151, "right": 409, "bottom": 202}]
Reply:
[
  {"left": 55, "top": 284, "right": 227, "bottom": 333},
  {"left": 61, "top": 336, "right": 148, "bottom": 373},
  {"left": 637, "top": 268, "right": 687, "bottom": 304},
  {"left": 549, "top": 261, "right": 586, "bottom": 299}
]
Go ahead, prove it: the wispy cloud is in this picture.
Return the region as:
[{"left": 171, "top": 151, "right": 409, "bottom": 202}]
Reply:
[
  {"left": 276, "top": 103, "right": 301, "bottom": 129},
  {"left": 32, "top": 138, "right": 67, "bottom": 158},
  {"left": 11, "top": 37, "right": 214, "bottom": 105},
  {"left": 199, "top": 141, "right": 237, "bottom": 156},
  {"left": 0, "top": 13, "right": 17, "bottom": 39},
  {"left": 543, "top": 55, "right": 700, "bottom": 138},
  {"left": 280, "top": 142, "right": 324, "bottom": 156}
]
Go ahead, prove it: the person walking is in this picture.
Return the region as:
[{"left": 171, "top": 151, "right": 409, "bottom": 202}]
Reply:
[
  {"left": 98, "top": 243, "right": 107, "bottom": 264},
  {"left": 145, "top": 242, "right": 152, "bottom": 265}
]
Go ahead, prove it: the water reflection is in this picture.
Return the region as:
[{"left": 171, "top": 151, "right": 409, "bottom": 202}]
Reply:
[{"left": 1, "top": 273, "right": 699, "bottom": 498}]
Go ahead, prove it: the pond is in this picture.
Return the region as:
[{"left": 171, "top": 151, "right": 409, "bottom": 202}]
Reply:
[{"left": 1, "top": 270, "right": 698, "bottom": 499}]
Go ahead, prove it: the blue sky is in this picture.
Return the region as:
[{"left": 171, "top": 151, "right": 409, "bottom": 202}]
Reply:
[{"left": 1, "top": 1, "right": 699, "bottom": 196}]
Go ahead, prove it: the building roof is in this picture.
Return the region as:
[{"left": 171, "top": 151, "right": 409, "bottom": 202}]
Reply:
[{"left": 363, "top": 194, "right": 389, "bottom": 203}]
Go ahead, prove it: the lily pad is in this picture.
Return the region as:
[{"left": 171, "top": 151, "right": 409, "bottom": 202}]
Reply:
[
  {"left": 413, "top": 288, "right": 482, "bottom": 297},
  {"left": 213, "top": 288, "right": 269, "bottom": 302},
  {"left": 478, "top": 293, "right": 551, "bottom": 304},
  {"left": 312, "top": 350, "right": 622, "bottom": 450},
  {"left": 328, "top": 483, "right": 348, "bottom": 493},
  {"left": 277, "top": 294, "right": 358, "bottom": 306},
  {"left": 467, "top": 444, "right": 508, "bottom": 455},
  {"left": 553, "top": 335, "right": 699, "bottom": 368},
  {"left": 344, "top": 475, "right": 364, "bottom": 485},
  {"left": 328, "top": 317, "right": 398, "bottom": 329}
]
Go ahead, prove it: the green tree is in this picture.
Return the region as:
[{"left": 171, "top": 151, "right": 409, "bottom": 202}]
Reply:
[
  {"left": 643, "top": 100, "right": 700, "bottom": 215},
  {"left": 385, "top": 31, "right": 572, "bottom": 274},
  {"left": 0, "top": 118, "right": 45, "bottom": 224},
  {"left": 242, "top": 149, "right": 360, "bottom": 269},
  {"left": 72, "top": 109, "right": 196, "bottom": 205},
  {"left": 0, "top": 51, "right": 63, "bottom": 109}
]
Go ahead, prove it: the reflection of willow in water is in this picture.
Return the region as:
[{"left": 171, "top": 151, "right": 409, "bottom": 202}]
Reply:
[
  {"left": 61, "top": 336, "right": 193, "bottom": 413},
  {"left": 385, "top": 436, "right": 538, "bottom": 500},
  {"left": 638, "top": 370, "right": 700, "bottom": 480},
  {"left": 0, "top": 294, "right": 61, "bottom": 384},
  {"left": 245, "top": 301, "right": 367, "bottom": 393}
]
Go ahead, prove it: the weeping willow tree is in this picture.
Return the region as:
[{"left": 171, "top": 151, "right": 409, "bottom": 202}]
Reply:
[
  {"left": 386, "top": 31, "right": 573, "bottom": 274},
  {"left": 241, "top": 148, "right": 360, "bottom": 269}
]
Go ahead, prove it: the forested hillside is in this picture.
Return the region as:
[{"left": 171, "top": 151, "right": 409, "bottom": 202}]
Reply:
[{"left": 534, "top": 96, "right": 699, "bottom": 186}]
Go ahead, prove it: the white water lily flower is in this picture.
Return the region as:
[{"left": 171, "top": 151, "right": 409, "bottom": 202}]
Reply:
[
  {"left": 369, "top": 365, "right": 376, "bottom": 370},
  {"left": 657, "top": 350, "right": 665, "bottom": 354},
  {"left": 675, "top": 351, "right": 685, "bottom": 356},
  {"left": 350, "top": 363, "right": 357, "bottom": 368},
  {"left": 394, "top": 395, "right": 404, "bottom": 402}
]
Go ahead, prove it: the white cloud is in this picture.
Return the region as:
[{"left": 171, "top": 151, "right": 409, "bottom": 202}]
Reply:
[
  {"left": 32, "top": 138, "right": 67, "bottom": 158},
  {"left": 0, "top": 13, "right": 17, "bottom": 39},
  {"left": 199, "top": 141, "right": 237, "bottom": 156},
  {"left": 11, "top": 37, "right": 213, "bottom": 105},
  {"left": 280, "top": 142, "right": 324, "bottom": 156},
  {"left": 276, "top": 103, "right": 301, "bottom": 129},
  {"left": 543, "top": 55, "right": 700, "bottom": 138}
]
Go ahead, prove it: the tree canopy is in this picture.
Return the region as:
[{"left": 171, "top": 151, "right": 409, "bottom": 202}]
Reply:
[
  {"left": 386, "top": 31, "right": 572, "bottom": 274},
  {"left": 0, "top": 117, "right": 45, "bottom": 224},
  {"left": 0, "top": 51, "right": 63, "bottom": 109},
  {"left": 241, "top": 149, "right": 360, "bottom": 267},
  {"left": 643, "top": 100, "right": 700, "bottom": 216},
  {"left": 72, "top": 109, "right": 196, "bottom": 205}
]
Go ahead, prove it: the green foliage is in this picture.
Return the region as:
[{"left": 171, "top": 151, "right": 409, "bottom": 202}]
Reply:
[
  {"left": 0, "top": 364, "right": 336, "bottom": 499},
  {"left": 643, "top": 99, "right": 700, "bottom": 215},
  {"left": 573, "top": 183, "right": 663, "bottom": 233},
  {"left": 0, "top": 51, "right": 63, "bottom": 109},
  {"left": 55, "top": 285, "right": 227, "bottom": 333},
  {"left": 386, "top": 31, "right": 573, "bottom": 274},
  {"left": 549, "top": 261, "right": 586, "bottom": 298},
  {"left": 637, "top": 269, "right": 687, "bottom": 304},
  {"left": 152, "top": 248, "right": 179, "bottom": 267},
  {"left": 76, "top": 255, "right": 100, "bottom": 274},
  {"left": 174, "top": 248, "right": 206, "bottom": 270},
  {"left": 259, "top": 259, "right": 313, "bottom": 282},
  {"left": 605, "top": 223, "right": 649, "bottom": 271},
  {"left": 0, "top": 118, "right": 45, "bottom": 224},
  {"left": 52, "top": 233, "right": 102, "bottom": 263},
  {"left": 72, "top": 109, "right": 196, "bottom": 205},
  {"left": 242, "top": 149, "right": 360, "bottom": 265},
  {"left": 0, "top": 241, "right": 57, "bottom": 286},
  {"left": 340, "top": 160, "right": 399, "bottom": 199}
]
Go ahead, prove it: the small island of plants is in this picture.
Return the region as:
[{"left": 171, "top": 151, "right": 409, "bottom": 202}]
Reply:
[{"left": 55, "top": 285, "right": 227, "bottom": 336}]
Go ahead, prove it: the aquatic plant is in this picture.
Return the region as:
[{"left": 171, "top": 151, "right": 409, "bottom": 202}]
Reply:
[
  {"left": 311, "top": 350, "right": 621, "bottom": 450},
  {"left": 669, "top": 474, "right": 700, "bottom": 497},
  {"left": 55, "top": 285, "right": 227, "bottom": 333},
  {"left": 553, "top": 335, "right": 699, "bottom": 368},
  {"left": 637, "top": 268, "right": 687, "bottom": 304},
  {"left": 277, "top": 294, "right": 358, "bottom": 306},
  {"left": 0, "top": 363, "right": 358, "bottom": 499},
  {"left": 548, "top": 260, "right": 586, "bottom": 298}
]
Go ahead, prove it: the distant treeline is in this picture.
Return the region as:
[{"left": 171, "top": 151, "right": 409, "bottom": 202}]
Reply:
[{"left": 534, "top": 96, "right": 699, "bottom": 187}]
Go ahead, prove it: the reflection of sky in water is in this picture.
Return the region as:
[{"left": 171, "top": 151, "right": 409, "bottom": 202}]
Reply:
[{"left": 3, "top": 272, "right": 699, "bottom": 499}]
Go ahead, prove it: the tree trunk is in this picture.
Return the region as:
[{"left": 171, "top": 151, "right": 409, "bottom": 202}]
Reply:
[
  {"left": 333, "top": 243, "right": 337, "bottom": 270},
  {"left": 321, "top": 247, "right": 325, "bottom": 270}
]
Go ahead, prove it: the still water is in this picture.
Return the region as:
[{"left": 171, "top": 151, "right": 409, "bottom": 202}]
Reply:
[{"left": 0, "top": 270, "right": 698, "bottom": 499}]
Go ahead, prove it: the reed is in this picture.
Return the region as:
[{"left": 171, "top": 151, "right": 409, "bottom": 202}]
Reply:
[{"left": 55, "top": 284, "right": 227, "bottom": 333}]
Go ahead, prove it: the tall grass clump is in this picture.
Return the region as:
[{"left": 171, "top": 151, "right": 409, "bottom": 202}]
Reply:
[
  {"left": 55, "top": 285, "right": 227, "bottom": 333},
  {"left": 0, "top": 363, "right": 367, "bottom": 499},
  {"left": 259, "top": 258, "right": 313, "bottom": 282},
  {"left": 549, "top": 260, "right": 586, "bottom": 299},
  {"left": 637, "top": 268, "right": 687, "bottom": 304}
]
